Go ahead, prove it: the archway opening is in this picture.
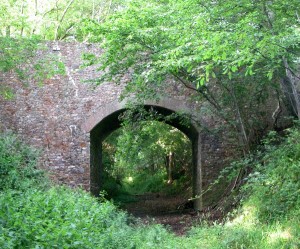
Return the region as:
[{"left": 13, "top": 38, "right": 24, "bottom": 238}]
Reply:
[
  {"left": 102, "top": 120, "right": 193, "bottom": 215},
  {"left": 89, "top": 103, "right": 202, "bottom": 211}
]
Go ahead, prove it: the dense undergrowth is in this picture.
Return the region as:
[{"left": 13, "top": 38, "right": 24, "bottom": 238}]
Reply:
[{"left": 0, "top": 129, "right": 299, "bottom": 248}]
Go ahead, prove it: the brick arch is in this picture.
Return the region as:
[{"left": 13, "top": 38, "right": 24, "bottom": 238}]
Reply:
[{"left": 82, "top": 98, "right": 203, "bottom": 210}]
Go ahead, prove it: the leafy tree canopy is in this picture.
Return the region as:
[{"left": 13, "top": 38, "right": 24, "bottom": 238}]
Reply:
[
  {"left": 90, "top": 0, "right": 299, "bottom": 90},
  {"left": 0, "top": 0, "right": 121, "bottom": 40},
  {"left": 82, "top": 0, "right": 300, "bottom": 152}
]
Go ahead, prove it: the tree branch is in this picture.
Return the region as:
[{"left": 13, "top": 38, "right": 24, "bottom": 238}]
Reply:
[
  {"left": 170, "top": 72, "right": 222, "bottom": 112},
  {"left": 55, "top": 0, "right": 75, "bottom": 40}
]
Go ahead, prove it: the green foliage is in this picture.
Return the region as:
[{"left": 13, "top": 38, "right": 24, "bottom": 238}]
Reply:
[
  {"left": 0, "top": 0, "right": 299, "bottom": 244},
  {"left": 83, "top": 0, "right": 300, "bottom": 151},
  {"left": 245, "top": 128, "right": 300, "bottom": 221},
  {"left": 115, "top": 121, "right": 190, "bottom": 173},
  {"left": 0, "top": 36, "right": 65, "bottom": 99},
  {"left": 0, "top": 132, "right": 46, "bottom": 191},
  {"left": 185, "top": 130, "right": 300, "bottom": 248},
  {"left": 0, "top": 187, "right": 176, "bottom": 249},
  {"left": 0, "top": 36, "right": 39, "bottom": 72},
  {"left": 101, "top": 173, "right": 124, "bottom": 198},
  {"left": 1, "top": 129, "right": 300, "bottom": 248},
  {"left": 176, "top": 127, "right": 300, "bottom": 248},
  {"left": 0, "top": 37, "right": 66, "bottom": 98},
  {"left": 108, "top": 108, "right": 192, "bottom": 176},
  {"left": 123, "top": 171, "right": 166, "bottom": 194},
  {"left": 0, "top": 132, "right": 175, "bottom": 248},
  {"left": 0, "top": 0, "right": 122, "bottom": 40},
  {"left": 103, "top": 118, "right": 192, "bottom": 197},
  {"left": 33, "top": 53, "right": 66, "bottom": 85},
  {"left": 187, "top": 218, "right": 300, "bottom": 249}
]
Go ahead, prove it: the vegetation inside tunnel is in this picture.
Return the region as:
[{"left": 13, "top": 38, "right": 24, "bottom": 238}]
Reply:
[{"left": 102, "top": 119, "right": 194, "bottom": 215}]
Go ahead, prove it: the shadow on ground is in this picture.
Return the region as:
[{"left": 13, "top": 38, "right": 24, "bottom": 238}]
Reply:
[{"left": 121, "top": 193, "right": 223, "bottom": 235}]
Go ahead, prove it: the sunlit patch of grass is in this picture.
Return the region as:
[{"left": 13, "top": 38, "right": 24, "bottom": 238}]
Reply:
[
  {"left": 225, "top": 205, "right": 258, "bottom": 228},
  {"left": 268, "top": 228, "right": 292, "bottom": 244}
]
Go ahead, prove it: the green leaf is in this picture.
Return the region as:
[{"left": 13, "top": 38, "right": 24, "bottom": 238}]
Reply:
[
  {"left": 199, "top": 77, "right": 205, "bottom": 87},
  {"left": 231, "top": 65, "right": 238, "bottom": 72}
]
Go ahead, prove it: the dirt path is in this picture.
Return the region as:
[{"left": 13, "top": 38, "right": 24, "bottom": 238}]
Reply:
[{"left": 122, "top": 193, "right": 220, "bottom": 236}]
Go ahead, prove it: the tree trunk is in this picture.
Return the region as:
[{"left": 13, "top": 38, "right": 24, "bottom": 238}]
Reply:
[
  {"left": 30, "top": 0, "right": 38, "bottom": 36},
  {"left": 166, "top": 152, "right": 174, "bottom": 184},
  {"left": 283, "top": 58, "right": 300, "bottom": 119},
  {"left": 6, "top": 26, "right": 11, "bottom": 37},
  {"left": 229, "top": 84, "right": 249, "bottom": 155},
  {"left": 20, "top": 0, "right": 25, "bottom": 36},
  {"left": 54, "top": 0, "right": 75, "bottom": 40}
]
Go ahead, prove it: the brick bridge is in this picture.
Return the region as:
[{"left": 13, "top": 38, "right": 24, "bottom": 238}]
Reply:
[{"left": 0, "top": 42, "right": 230, "bottom": 210}]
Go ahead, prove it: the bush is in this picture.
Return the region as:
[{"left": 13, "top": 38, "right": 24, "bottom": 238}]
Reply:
[
  {"left": 245, "top": 128, "right": 300, "bottom": 221},
  {"left": 126, "top": 171, "right": 167, "bottom": 194},
  {"left": 0, "top": 132, "right": 179, "bottom": 249},
  {"left": 0, "top": 132, "right": 46, "bottom": 191},
  {"left": 0, "top": 187, "right": 177, "bottom": 249}
]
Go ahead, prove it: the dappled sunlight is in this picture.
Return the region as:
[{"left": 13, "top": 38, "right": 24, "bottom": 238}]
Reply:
[
  {"left": 123, "top": 176, "right": 134, "bottom": 184},
  {"left": 225, "top": 205, "right": 258, "bottom": 229},
  {"left": 267, "top": 228, "right": 293, "bottom": 245},
  {"left": 127, "top": 176, "right": 133, "bottom": 183}
]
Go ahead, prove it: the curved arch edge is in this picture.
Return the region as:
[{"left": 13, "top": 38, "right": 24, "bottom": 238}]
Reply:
[{"left": 81, "top": 97, "right": 198, "bottom": 133}]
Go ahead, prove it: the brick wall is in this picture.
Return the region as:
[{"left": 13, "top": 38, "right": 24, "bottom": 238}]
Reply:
[{"left": 0, "top": 41, "right": 261, "bottom": 197}]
